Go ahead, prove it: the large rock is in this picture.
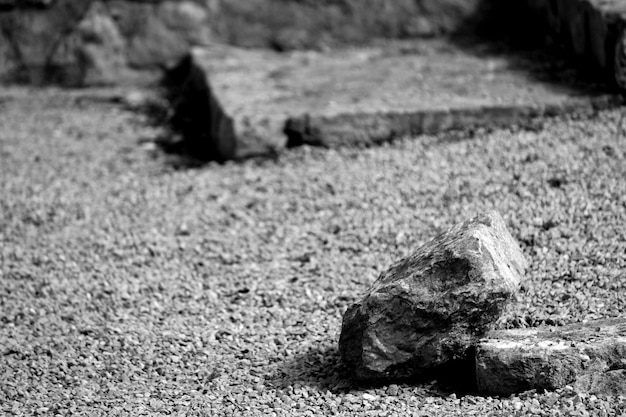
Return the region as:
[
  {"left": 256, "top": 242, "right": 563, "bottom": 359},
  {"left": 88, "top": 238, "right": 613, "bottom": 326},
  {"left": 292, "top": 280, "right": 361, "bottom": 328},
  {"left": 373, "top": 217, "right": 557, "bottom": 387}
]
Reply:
[
  {"left": 0, "top": 0, "right": 91, "bottom": 84},
  {"left": 476, "top": 318, "right": 626, "bottom": 395},
  {"left": 339, "top": 210, "right": 528, "bottom": 382},
  {"left": 0, "top": 0, "right": 212, "bottom": 86}
]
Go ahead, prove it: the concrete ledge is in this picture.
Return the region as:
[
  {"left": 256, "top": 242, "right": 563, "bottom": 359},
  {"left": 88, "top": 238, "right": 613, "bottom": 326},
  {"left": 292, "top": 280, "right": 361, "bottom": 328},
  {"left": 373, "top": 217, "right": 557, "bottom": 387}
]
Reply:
[
  {"left": 476, "top": 319, "right": 626, "bottom": 395},
  {"left": 166, "top": 40, "right": 619, "bottom": 161}
]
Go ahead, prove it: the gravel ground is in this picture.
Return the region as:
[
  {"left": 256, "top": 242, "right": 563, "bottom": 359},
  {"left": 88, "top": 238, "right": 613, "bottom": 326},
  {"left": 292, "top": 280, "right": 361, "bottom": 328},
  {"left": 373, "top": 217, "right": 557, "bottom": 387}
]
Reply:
[{"left": 1, "top": 88, "right": 626, "bottom": 416}]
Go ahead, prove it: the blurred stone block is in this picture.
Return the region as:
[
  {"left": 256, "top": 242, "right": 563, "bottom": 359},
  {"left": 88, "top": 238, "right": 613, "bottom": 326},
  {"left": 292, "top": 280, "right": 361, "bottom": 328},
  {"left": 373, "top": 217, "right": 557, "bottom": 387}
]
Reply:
[{"left": 166, "top": 39, "right": 618, "bottom": 161}]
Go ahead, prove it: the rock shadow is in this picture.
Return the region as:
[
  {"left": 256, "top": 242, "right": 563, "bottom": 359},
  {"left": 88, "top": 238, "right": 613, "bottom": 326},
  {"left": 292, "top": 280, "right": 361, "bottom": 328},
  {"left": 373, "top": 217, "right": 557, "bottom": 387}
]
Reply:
[
  {"left": 97, "top": 80, "right": 216, "bottom": 169},
  {"left": 269, "top": 344, "right": 480, "bottom": 397},
  {"left": 151, "top": 137, "right": 213, "bottom": 170},
  {"left": 268, "top": 345, "right": 357, "bottom": 394},
  {"left": 67, "top": 89, "right": 210, "bottom": 169}
]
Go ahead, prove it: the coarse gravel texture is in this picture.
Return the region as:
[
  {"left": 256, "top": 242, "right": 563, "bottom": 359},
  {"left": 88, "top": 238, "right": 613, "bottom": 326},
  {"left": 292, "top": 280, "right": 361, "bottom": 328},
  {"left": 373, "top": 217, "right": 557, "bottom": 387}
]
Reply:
[{"left": 1, "top": 87, "right": 626, "bottom": 416}]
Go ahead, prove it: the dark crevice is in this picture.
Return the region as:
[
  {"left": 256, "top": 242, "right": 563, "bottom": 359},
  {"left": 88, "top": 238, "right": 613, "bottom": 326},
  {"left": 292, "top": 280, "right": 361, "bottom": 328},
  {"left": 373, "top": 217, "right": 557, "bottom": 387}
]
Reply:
[
  {"left": 433, "top": 351, "right": 479, "bottom": 395},
  {"left": 284, "top": 114, "right": 325, "bottom": 148}
]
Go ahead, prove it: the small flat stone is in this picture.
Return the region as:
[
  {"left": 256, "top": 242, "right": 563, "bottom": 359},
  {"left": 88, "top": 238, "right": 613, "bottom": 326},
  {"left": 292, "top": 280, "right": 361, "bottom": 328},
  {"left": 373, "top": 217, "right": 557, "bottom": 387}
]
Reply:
[
  {"left": 476, "top": 318, "right": 626, "bottom": 395},
  {"left": 339, "top": 210, "right": 527, "bottom": 382}
]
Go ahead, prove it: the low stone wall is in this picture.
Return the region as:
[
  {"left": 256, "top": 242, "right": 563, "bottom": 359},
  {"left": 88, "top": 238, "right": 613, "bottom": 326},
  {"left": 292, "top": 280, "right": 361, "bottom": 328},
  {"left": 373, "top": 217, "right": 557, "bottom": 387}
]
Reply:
[
  {"left": 0, "top": 0, "right": 508, "bottom": 86},
  {"left": 0, "top": 0, "right": 212, "bottom": 86},
  {"left": 4, "top": 0, "right": 625, "bottom": 91},
  {"left": 210, "top": 0, "right": 490, "bottom": 51}
]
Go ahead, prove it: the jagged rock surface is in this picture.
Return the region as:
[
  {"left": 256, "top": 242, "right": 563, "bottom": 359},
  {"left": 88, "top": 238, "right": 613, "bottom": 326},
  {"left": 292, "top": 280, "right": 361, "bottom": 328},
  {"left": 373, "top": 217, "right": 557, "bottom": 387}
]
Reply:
[
  {"left": 339, "top": 210, "right": 528, "bottom": 382},
  {"left": 476, "top": 318, "right": 626, "bottom": 395}
]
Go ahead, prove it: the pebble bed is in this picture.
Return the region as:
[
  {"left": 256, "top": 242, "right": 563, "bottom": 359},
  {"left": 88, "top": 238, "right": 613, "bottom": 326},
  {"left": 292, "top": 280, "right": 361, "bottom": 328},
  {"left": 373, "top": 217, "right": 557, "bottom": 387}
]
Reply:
[{"left": 1, "top": 89, "right": 625, "bottom": 416}]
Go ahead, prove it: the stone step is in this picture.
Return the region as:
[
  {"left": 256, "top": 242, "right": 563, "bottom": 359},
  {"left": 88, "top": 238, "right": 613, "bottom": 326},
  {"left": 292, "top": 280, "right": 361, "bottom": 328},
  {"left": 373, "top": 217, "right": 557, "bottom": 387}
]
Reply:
[
  {"left": 524, "top": 0, "right": 626, "bottom": 88},
  {"left": 476, "top": 318, "right": 626, "bottom": 395},
  {"left": 166, "top": 39, "right": 619, "bottom": 161}
]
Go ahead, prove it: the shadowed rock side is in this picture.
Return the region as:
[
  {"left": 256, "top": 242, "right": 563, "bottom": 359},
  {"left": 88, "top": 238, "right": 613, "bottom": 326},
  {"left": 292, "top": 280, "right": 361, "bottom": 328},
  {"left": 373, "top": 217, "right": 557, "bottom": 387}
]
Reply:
[
  {"left": 165, "top": 53, "right": 288, "bottom": 161},
  {"left": 165, "top": 55, "right": 237, "bottom": 162},
  {"left": 339, "top": 211, "right": 528, "bottom": 383},
  {"left": 523, "top": 0, "right": 626, "bottom": 88},
  {"left": 476, "top": 319, "right": 626, "bottom": 395}
]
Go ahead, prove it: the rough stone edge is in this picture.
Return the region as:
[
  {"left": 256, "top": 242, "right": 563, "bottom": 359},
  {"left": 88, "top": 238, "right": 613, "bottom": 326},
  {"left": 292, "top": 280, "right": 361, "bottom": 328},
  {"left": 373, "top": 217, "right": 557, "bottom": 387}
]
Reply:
[
  {"left": 475, "top": 318, "right": 626, "bottom": 395},
  {"left": 285, "top": 97, "right": 620, "bottom": 149}
]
